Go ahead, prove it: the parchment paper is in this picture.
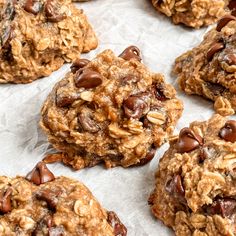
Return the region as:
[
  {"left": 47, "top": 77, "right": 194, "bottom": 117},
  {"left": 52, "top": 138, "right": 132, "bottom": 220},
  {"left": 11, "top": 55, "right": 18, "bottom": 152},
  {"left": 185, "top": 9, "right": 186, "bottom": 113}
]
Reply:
[{"left": 0, "top": 0, "right": 217, "bottom": 235}]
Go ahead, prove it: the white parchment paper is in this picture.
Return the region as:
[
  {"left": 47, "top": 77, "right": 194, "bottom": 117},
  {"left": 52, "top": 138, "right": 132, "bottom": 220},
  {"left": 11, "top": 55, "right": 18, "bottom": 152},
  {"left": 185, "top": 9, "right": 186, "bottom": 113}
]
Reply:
[{"left": 0, "top": 0, "right": 217, "bottom": 235}]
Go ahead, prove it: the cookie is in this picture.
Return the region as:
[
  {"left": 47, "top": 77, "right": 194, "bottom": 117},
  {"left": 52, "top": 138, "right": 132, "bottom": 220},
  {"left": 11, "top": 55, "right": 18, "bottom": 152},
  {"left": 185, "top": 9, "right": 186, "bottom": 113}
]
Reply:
[
  {"left": 149, "top": 114, "right": 236, "bottom": 236},
  {"left": 0, "top": 0, "right": 98, "bottom": 84},
  {"left": 40, "top": 46, "right": 183, "bottom": 170},
  {"left": 152, "top": 0, "right": 235, "bottom": 28},
  {"left": 0, "top": 161, "right": 127, "bottom": 235},
  {"left": 174, "top": 15, "right": 236, "bottom": 116}
]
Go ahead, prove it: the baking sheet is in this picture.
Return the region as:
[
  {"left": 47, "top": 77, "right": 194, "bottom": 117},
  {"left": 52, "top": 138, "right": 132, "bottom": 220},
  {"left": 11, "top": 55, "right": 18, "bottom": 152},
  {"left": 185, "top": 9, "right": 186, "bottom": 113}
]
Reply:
[{"left": 0, "top": 0, "right": 217, "bottom": 235}]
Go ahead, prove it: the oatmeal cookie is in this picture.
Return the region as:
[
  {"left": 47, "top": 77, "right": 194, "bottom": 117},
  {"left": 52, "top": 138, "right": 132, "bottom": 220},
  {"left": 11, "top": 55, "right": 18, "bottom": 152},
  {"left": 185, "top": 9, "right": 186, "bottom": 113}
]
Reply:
[
  {"left": 151, "top": 0, "right": 236, "bottom": 28},
  {"left": 149, "top": 114, "right": 236, "bottom": 236},
  {"left": 174, "top": 15, "right": 236, "bottom": 116},
  {"left": 40, "top": 46, "right": 183, "bottom": 170},
  {"left": 0, "top": 0, "right": 97, "bottom": 84},
  {"left": 0, "top": 161, "right": 127, "bottom": 235}
]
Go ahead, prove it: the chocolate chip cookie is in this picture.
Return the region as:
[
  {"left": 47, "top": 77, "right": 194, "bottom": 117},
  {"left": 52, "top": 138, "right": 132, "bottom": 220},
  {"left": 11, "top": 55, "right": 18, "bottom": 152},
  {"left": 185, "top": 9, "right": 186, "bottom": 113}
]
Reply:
[
  {"left": 0, "top": 162, "right": 127, "bottom": 235},
  {"left": 40, "top": 46, "right": 183, "bottom": 170},
  {"left": 149, "top": 114, "right": 236, "bottom": 236},
  {"left": 0, "top": 0, "right": 97, "bottom": 84},
  {"left": 174, "top": 15, "right": 236, "bottom": 116},
  {"left": 152, "top": 0, "right": 236, "bottom": 28}
]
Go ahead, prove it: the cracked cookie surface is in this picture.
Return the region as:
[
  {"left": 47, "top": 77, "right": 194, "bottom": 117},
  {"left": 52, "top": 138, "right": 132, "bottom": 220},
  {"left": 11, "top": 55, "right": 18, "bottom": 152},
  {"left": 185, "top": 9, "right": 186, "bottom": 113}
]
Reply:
[
  {"left": 149, "top": 114, "right": 236, "bottom": 236},
  {"left": 40, "top": 46, "right": 183, "bottom": 170},
  {"left": 174, "top": 15, "right": 236, "bottom": 115},
  {"left": 152, "top": 0, "right": 234, "bottom": 28},
  {"left": 0, "top": 0, "right": 97, "bottom": 84},
  {"left": 0, "top": 162, "right": 127, "bottom": 235}
]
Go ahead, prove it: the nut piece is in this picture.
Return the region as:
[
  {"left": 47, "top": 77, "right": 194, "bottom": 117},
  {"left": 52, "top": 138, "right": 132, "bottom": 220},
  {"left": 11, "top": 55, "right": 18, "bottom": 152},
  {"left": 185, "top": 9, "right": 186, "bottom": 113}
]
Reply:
[
  {"left": 26, "top": 162, "right": 55, "bottom": 185},
  {"left": 146, "top": 111, "right": 165, "bottom": 125},
  {"left": 80, "top": 91, "right": 93, "bottom": 102},
  {"left": 119, "top": 46, "right": 141, "bottom": 61}
]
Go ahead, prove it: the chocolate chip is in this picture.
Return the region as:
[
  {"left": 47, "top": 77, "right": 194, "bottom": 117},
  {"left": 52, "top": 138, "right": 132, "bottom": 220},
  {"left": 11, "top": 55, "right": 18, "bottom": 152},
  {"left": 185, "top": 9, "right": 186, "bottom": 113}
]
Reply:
[
  {"left": 165, "top": 175, "right": 185, "bottom": 203},
  {"left": 228, "top": 1, "right": 236, "bottom": 11},
  {"left": 216, "top": 15, "right": 236, "bottom": 32},
  {"left": 152, "top": 84, "right": 167, "bottom": 101},
  {"left": 219, "top": 120, "right": 236, "bottom": 142},
  {"left": 207, "top": 42, "right": 225, "bottom": 61},
  {"left": 56, "top": 95, "right": 77, "bottom": 108},
  {"left": 0, "top": 25, "right": 13, "bottom": 49},
  {"left": 206, "top": 82, "right": 226, "bottom": 96},
  {"left": 134, "top": 147, "right": 156, "bottom": 166},
  {"left": 224, "top": 53, "right": 236, "bottom": 65},
  {"left": 36, "top": 188, "right": 62, "bottom": 210},
  {"left": 74, "top": 68, "right": 102, "bottom": 89},
  {"left": 71, "top": 59, "right": 90, "bottom": 74},
  {"left": 78, "top": 108, "right": 100, "bottom": 133},
  {"left": 26, "top": 162, "right": 55, "bottom": 185},
  {"left": 123, "top": 95, "right": 148, "bottom": 119},
  {"left": 176, "top": 128, "right": 203, "bottom": 153},
  {"left": 23, "top": 0, "right": 42, "bottom": 15},
  {"left": 44, "top": 0, "right": 66, "bottom": 22},
  {"left": 107, "top": 211, "right": 127, "bottom": 236},
  {"left": 0, "top": 188, "right": 12, "bottom": 214},
  {"left": 32, "top": 215, "right": 63, "bottom": 236},
  {"left": 120, "top": 75, "right": 140, "bottom": 85},
  {"left": 119, "top": 46, "right": 142, "bottom": 61},
  {"left": 206, "top": 198, "right": 236, "bottom": 218}
]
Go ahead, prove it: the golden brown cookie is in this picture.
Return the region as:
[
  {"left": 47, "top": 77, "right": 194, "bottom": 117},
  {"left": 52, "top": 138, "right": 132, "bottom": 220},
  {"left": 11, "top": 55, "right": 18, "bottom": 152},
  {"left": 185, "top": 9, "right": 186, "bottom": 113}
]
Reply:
[
  {"left": 149, "top": 114, "right": 236, "bottom": 236},
  {"left": 174, "top": 15, "right": 236, "bottom": 115},
  {"left": 40, "top": 46, "right": 183, "bottom": 170},
  {"left": 0, "top": 0, "right": 98, "bottom": 83},
  {"left": 0, "top": 162, "right": 127, "bottom": 235},
  {"left": 152, "top": 0, "right": 235, "bottom": 28}
]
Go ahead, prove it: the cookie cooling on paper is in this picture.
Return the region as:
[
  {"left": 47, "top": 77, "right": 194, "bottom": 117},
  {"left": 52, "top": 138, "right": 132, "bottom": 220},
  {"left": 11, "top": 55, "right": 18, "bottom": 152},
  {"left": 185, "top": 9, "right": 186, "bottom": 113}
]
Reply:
[
  {"left": 174, "top": 15, "right": 236, "bottom": 115},
  {"left": 40, "top": 46, "right": 183, "bottom": 170},
  {"left": 152, "top": 0, "right": 236, "bottom": 28},
  {"left": 0, "top": 162, "right": 127, "bottom": 235},
  {"left": 149, "top": 115, "right": 236, "bottom": 236},
  {"left": 0, "top": 0, "right": 97, "bottom": 84}
]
